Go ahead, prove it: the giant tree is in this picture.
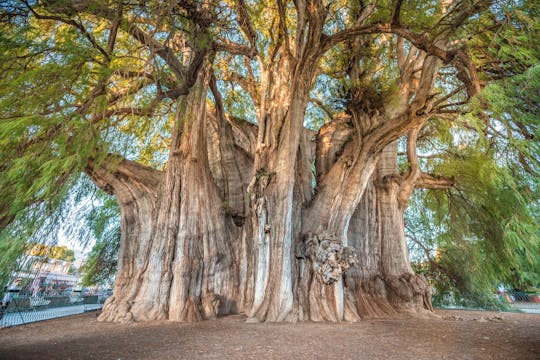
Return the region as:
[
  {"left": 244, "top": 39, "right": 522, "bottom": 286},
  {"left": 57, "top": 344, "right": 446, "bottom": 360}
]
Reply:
[{"left": 1, "top": 0, "right": 538, "bottom": 323}]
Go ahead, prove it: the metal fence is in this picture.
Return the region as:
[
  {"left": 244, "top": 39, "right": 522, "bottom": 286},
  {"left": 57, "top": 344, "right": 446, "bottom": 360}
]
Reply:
[
  {"left": 0, "top": 293, "right": 108, "bottom": 328},
  {"left": 1, "top": 290, "right": 537, "bottom": 328},
  {"left": 437, "top": 290, "right": 540, "bottom": 314},
  {"left": 501, "top": 290, "right": 540, "bottom": 314}
]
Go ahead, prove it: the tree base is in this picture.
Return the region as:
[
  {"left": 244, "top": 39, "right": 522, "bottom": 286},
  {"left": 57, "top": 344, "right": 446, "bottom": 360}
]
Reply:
[{"left": 344, "top": 272, "right": 434, "bottom": 320}]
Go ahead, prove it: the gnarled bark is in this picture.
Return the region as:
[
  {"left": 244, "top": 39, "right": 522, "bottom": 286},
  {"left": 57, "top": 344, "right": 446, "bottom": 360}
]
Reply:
[
  {"left": 93, "top": 68, "right": 243, "bottom": 322},
  {"left": 342, "top": 143, "right": 433, "bottom": 320},
  {"left": 86, "top": 158, "right": 161, "bottom": 322}
]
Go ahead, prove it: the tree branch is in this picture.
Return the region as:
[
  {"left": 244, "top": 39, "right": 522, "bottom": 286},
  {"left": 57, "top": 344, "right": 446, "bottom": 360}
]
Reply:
[
  {"left": 86, "top": 155, "right": 161, "bottom": 199},
  {"left": 415, "top": 173, "right": 454, "bottom": 189},
  {"left": 310, "top": 97, "right": 334, "bottom": 121},
  {"left": 398, "top": 127, "right": 422, "bottom": 208},
  {"left": 232, "top": 0, "right": 258, "bottom": 55},
  {"left": 391, "top": 0, "right": 404, "bottom": 25},
  {"left": 24, "top": 6, "right": 109, "bottom": 62},
  {"left": 90, "top": 107, "right": 156, "bottom": 124},
  {"left": 324, "top": 22, "right": 481, "bottom": 98},
  {"left": 106, "top": 5, "right": 122, "bottom": 54},
  {"left": 126, "top": 24, "right": 186, "bottom": 81},
  {"left": 222, "top": 70, "right": 260, "bottom": 107},
  {"left": 214, "top": 38, "right": 256, "bottom": 57}
]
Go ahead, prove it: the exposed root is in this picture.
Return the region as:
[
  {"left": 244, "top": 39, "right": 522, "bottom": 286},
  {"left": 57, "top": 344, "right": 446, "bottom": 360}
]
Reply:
[
  {"left": 98, "top": 297, "right": 135, "bottom": 323},
  {"left": 202, "top": 293, "right": 222, "bottom": 319},
  {"left": 384, "top": 272, "right": 433, "bottom": 313},
  {"left": 343, "top": 273, "right": 435, "bottom": 320}
]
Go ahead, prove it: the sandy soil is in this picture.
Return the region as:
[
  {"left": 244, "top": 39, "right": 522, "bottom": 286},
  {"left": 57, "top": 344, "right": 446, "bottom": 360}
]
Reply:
[{"left": 0, "top": 309, "right": 538, "bottom": 359}]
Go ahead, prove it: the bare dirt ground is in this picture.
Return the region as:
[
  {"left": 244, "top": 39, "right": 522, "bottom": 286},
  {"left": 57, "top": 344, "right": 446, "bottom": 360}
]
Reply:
[{"left": 0, "top": 309, "right": 538, "bottom": 359}]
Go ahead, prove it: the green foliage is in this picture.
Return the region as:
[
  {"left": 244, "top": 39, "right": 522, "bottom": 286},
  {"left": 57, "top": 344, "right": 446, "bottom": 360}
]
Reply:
[
  {"left": 407, "top": 137, "right": 539, "bottom": 309},
  {"left": 0, "top": 231, "right": 30, "bottom": 291},
  {"left": 0, "top": 6, "right": 103, "bottom": 235},
  {"left": 80, "top": 197, "right": 120, "bottom": 287},
  {"left": 482, "top": 64, "right": 540, "bottom": 175},
  {"left": 0, "top": 2, "right": 168, "bottom": 286},
  {"left": 0, "top": 201, "right": 67, "bottom": 290},
  {"left": 404, "top": 1, "right": 540, "bottom": 309},
  {"left": 80, "top": 232, "right": 120, "bottom": 287},
  {"left": 29, "top": 244, "right": 75, "bottom": 262},
  {"left": 405, "top": 105, "right": 539, "bottom": 309}
]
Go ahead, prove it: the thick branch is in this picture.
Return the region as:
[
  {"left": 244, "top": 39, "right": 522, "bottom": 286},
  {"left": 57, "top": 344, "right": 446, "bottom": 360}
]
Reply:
[
  {"left": 415, "top": 173, "right": 454, "bottom": 189},
  {"left": 106, "top": 5, "right": 121, "bottom": 54},
  {"left": 223, "top": 71, "right": 260, "bottom": 107},
  {"left": 232, "top": 0, "right": 258, "bottom": 54},
  {"left": 323, "top": 23, "right": 480, "bottom": 97},
  {"left": 310, "top": 98, "right": 334, "bottom": 121},
  {"left": 391, "top": 0, "right": 404, "bottom": 25},
  {"left": 214, "top": 38, "right": 255, "bottom": 57},
  {"left": 398, "top": 128, "right": 422, "bottom": 208},
  {"left": 126, "top": 24, "right": 186, "bottom": 81},
  {"left": 90, "top": 107, "right": 156, "bottom": 124},
  {"left": 276, "top": 0, "right": 293, "bottom": 58},
  {"left": 86, "top": 155, "right": 161, "bottom": 201},
  {"left": 41, "top": 0, "right": 192, "bottom": 84}
]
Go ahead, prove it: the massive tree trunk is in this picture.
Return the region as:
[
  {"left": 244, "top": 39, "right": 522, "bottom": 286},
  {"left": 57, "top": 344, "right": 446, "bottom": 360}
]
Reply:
[
  {"left": 351, "top": 142, "right": 433, "bottom": 317},
  {"left": 88, "top": 77, "right": 439, "bottom": 324},
  {"left": 83, "top": 5, "right": 447, "bottom": 323},
  {"left": 86, "top": 158, "right": 161, "bottom": 322},
  {"left": 294, "top": 113, "right": 433, "bottom": 321},
  {"left": 90, "top": 68, "right": 243, "bottom": 322}
]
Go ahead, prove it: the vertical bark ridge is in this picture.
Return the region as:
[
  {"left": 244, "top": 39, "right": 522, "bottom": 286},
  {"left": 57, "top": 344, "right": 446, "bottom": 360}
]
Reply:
[
  {"left": 245, "top": 0, "right": 330, "bottom": 318},
  {"left": 206, "top": 111, "right": 257, "bottom": 312},
  {"left": 248, "top": 79, "right": 313, "bottom": 321},
  {"left": 166, "top": 69, "right": 240, "bottom": 321}
]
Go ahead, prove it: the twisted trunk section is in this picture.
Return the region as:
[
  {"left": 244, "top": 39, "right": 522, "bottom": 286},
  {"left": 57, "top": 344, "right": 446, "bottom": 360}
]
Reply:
[
  {"left": 92, "top": 68, "right": 243, "bottom": 322},
  {"left": 247, "top": 62, "right": 310, "bottom": 321},
  {"left": 372, "top": 143, "right": 432, "bottom": 315},
  {"left": 296, "top": 112, "right": 434, "bottom": 321}
]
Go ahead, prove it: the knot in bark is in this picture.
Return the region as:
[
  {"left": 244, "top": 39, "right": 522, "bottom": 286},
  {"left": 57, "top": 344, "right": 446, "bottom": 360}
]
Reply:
[
  {"left": 248, "top": 168, "right": 274, "bottom": 202},
  {"left": 305, "top": 232, "right": 358, "bottom": 284}
]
